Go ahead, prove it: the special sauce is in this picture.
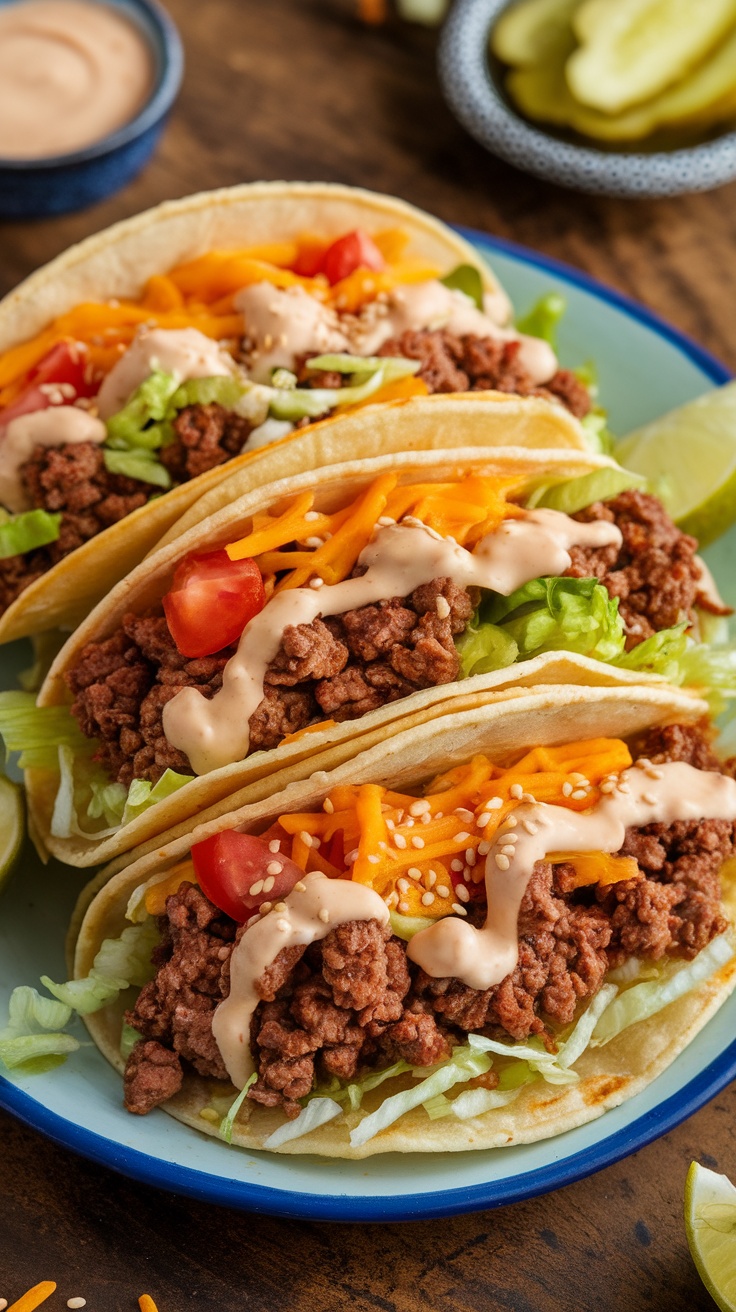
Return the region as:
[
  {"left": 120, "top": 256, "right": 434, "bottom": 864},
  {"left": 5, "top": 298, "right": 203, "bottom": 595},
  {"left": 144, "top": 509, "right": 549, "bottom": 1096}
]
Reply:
[{"left": 0, "top": 0, "right": 154, "bottom": 160}]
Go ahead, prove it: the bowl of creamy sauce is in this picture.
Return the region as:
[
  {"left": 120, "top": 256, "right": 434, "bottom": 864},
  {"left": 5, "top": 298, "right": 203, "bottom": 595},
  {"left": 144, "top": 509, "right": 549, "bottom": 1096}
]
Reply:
[{"left": 0, "top": 0, "right": 183, "bottom": 216}]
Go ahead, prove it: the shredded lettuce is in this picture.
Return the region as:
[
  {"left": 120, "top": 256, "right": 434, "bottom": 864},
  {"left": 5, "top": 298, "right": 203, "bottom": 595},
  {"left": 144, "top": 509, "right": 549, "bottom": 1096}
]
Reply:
[
  {"left": 105, "top": 370, "right": 182, "bottom": 448},
  {"left": 268, "top": 356, "right": 420, "bottom": 421},
  {"left": 592, "top": 933, "right": 734, "bottom": 1046},
  {"left": 169, "top": 376, "right": 246, "bottom": 412},
  {"left": 90, "top": 919, "right": 159, "bottom": 989},
  {"left": 0, "top": 986, "right": 79, "bottom": 1071},
  {"left": 120, "top": 769, "right": 193, "bottom": 824},
  {"left": 349, "top": 1043, "right": 492, "bottom": 1148},
  {"left": 440, "top": 264, "right": 484, "bottom": 310},
  {"left": 424, "top": 1086, "right": 520, "bottom": 1120},
  {"left": 120, "top": 1021, "right": 141, "bottom": 1062},
  {"left": 516, "top": 293, "right": 566, "bottom": 347},
  {"left": 49, "top": 739, "right": 193, "bottom": 841},
  {"left": 525, "top": 466, "right": 644, "bottom": 515},
  {"left": 40, "top": 972, "right": 126, "bottom": 1015},
  {"left": 262, "top": 1095, "right": 343, "bottom": 1149},
  {"left": 458, "top": 577, "right": 626, "bottom": 678},
  {"left": 220, "top": 1073, "right": 257, "bottom": 1143},
  {"left": 103, "top": 448, "right": 171, "bottom": 489},
  {"left": 18, "top": 631, "right": 67, "bottom": 694},
  {"left": 581, "top": 410, "right": 615, "bottom": 456},
  {"left": 615, "top": 623, "right": 736, "bottom": 705},
  {"left": 0, "top": 508, "right": 62, "bottom": 559},
  {"left": 0, "top": 693, "right": 92, "bottom": 772}
]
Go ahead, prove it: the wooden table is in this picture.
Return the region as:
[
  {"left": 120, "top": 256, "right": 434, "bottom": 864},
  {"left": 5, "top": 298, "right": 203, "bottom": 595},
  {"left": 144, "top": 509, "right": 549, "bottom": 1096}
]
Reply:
[{"left": 2, "top": 1, "right": 736, "bottom": 1306}]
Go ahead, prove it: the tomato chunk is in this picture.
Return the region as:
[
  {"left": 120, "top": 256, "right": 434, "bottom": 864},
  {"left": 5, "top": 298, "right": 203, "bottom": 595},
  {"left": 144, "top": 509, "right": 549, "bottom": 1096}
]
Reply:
[
  {"left": 0, "top": 341, "right": 98, "bottom": 429},
  {"left": 321, "top": 229, "right": 385, "bottom": 285},
  {"left": 162, "top": 549, "right": 266, "bottom": 658},
  {"left": 191, "top": 829, "right": 305, "bottom": 923}
]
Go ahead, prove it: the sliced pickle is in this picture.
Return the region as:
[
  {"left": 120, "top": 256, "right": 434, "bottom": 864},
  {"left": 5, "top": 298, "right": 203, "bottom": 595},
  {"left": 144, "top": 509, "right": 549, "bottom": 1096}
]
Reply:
[
  {"left": 491, "top": 0, "right": 583, "bottom": 68},
  {"left": 509, "top": 19, "right": 736, "bottom": 141},
  {"left": 567, "top": 0, "right": 736, "bottom": 114}
]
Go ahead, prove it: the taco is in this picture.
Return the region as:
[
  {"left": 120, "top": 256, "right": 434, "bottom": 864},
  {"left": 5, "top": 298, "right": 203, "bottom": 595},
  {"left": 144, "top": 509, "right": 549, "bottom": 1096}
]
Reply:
[
  {"left": 6, "top": 428, "right": 728, "bottom": 869},
  {"left": 0, "top": 181, "right": 591, "bottom": 644},
  {"left": 25, "top": 686, "right": 736, "bottom": 1158}
]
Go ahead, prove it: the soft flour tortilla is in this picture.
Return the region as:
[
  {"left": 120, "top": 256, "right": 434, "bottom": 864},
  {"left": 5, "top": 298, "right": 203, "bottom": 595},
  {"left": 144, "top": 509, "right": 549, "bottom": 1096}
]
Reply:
[
  {"left": 1, "top": 180, "right": 576, "bottom": 645},
  {"left": 73, "top": 686, "right": 736, "bottom": 1158},
  {"left": 32, "top": 442, "right": 692, "bottom": 869}
]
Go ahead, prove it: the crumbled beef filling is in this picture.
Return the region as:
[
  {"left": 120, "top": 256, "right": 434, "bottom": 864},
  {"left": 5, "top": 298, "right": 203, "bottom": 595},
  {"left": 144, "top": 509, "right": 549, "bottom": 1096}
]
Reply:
[
  {"left": 159, "top": 403, "right": 254, "bottom": 482},
  {"left": 567, "top": 490, "right": 703, "bottom": 650},
  {"left": 122, "top": 724, "right": 736, "bottom": 1116},
  {"left": 67, "top": 577, "right": 474, "bottom": 785},
  {"left": 375, "top": 330, "right": 592, "bottom": 420},
  {"left": 0, "top": 442, "right": 151, "bottom": 614}
]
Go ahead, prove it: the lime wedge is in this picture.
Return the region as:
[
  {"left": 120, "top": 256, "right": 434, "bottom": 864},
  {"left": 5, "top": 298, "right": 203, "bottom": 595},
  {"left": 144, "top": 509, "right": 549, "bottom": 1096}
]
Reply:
[
  {"left": 0, "top": 772, "right": 24, "bottom": 896},
  {"left": 685, "top": 1161, "right": 736, "bottom": 1312},
  {"left": 616, "top": 381, "right": 736, "bottom": 549}
]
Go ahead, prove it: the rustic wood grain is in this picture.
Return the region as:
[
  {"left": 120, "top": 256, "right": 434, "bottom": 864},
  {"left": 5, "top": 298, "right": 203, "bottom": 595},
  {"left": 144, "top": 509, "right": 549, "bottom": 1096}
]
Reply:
[{"left": 1, "top": 0, "right": 734, "bottom": 1306}]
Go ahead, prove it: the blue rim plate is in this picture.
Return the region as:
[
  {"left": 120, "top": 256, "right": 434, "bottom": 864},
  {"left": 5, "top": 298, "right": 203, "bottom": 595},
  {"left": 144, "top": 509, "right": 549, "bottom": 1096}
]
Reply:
[{"left": 0, "top": 233, "right": 733, "bottom": 1222}]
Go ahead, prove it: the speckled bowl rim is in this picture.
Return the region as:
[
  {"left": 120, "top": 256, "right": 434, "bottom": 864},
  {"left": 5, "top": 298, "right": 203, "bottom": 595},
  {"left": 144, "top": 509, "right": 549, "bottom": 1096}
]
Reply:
[
  {"left": 0, "top": 0, "right": 183, "bottom": 171},
  {"left": 438, "top": 0, "right": 736, "bottom": 198}
]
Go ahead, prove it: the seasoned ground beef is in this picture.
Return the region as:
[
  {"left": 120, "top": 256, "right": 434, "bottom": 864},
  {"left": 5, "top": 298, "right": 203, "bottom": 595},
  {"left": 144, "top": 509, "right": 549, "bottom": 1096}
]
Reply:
[
  {"left": 160, "top": 403, "right": 253, "bottom": 482},
  {"left": 567, "top": 490, "right": 704, "bottom": 649},
  {"left": 0, "top": 442, "right": 151, "bottom": 614},
  {"left": 376, "top": 330, "right": 592, "bottom": 419},
  {"left": 122, "top": 726, "right": 735, "bottom": 1117},
  {"left": 68, "top": 577, "right": 474, "bottom": 784}
]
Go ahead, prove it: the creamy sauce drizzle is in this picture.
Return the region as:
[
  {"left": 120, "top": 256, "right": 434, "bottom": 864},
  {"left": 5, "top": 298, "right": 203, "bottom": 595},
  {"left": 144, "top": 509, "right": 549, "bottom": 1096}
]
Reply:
[
  {"left": 236, "top": 279, "right": 558, "bottom": 385},
  {"left": 0, "top": 0, "right": 154, "bottom": 160},
  {"left": 0, "top": 405, "right": 106, "bottom": 512},
  {"left": 163, "top": 511, "right": 622, "bottom": 775},
  {"left": 213, "top": 871, "right": 389, "bottom": 1088},
  {"left": 408, "top": 761, "right": 736, "bottom": 989},
  {"left": 96, "top": 328, "right": 234, "bottom": 420}
]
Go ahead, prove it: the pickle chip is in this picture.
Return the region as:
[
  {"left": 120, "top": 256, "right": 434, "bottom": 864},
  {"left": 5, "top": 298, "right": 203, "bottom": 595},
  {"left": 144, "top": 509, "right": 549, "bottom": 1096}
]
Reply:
[{"left": 491, "top": 0, "right": 582, "bottom": 68}]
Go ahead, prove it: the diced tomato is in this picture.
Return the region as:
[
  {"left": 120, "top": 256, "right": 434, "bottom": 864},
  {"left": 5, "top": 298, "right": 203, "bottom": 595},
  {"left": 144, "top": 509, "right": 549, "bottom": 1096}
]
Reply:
[
  {"left": 191, "top": 829, "right": 305, "bottom": 923},
  {"left": 0, "top": 341, "right": 98, "bottom": 429},
  {"left": 320, "top": 230, "right": 385, "bottom": 285},
  {"left": 162, "top": 549, "right": 266, "bottom": 658},
  {"left": 323, "top": 829, "right": 346, "bottom": 871}
]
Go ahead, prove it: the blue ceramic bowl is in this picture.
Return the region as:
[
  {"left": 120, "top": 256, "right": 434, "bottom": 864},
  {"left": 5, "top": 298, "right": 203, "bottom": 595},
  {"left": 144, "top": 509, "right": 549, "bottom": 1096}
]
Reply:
[
  {"left": 439, "top": 0, "right": 736, "bottom": 199},
  {"left": 0, "top": 0, "right": 183, "bottom": 218}
]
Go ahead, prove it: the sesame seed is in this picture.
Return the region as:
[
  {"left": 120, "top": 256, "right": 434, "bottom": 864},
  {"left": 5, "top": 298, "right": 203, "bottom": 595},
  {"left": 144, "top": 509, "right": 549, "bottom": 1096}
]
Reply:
[
  {"left": 394, "top": 833, "right": 407, "bottom": 849},
  {"left": 465, "top": 849, "right": 476, "bottom": 866},
  {"left": 294, "top": 881, "right": 307, "bottom": 893},
  {"left": 408, "top": 867, "right": 422, "bottom": 880},
  {"left": 386, "top": 818, "right": 395, "bottom": 830},
  {"left": 398, "top": 878, "right": 410, "bottom": 893},
  {"left": 562, "top": 782, "right": 573, "bottom": 797},
  {"left": 377, "top": 515, "right": 396, "bottom": 526},
  {"left": 477, "top": 812, "right": 492, "bottom": 828},
  {"left": 495, "top": 853, "right": 510, "bottom": 870},
  {"left": 299, "top": 831, "right": 313, "bottom": 847},
  {"left": 617, "top": 782, "right": 631, "bottom": 793},
  {"left": 510, "top": 784, "right": 523, "bottom": 799},
  {"left": 68, "top": 1299, "right": 87, "bottom": 1308},
  {"left": 267, "top": 861, "right": 282, "bottom": 876},
  {"left": 436, "top": 596, "right": 451, "bottom": 619},
  {"left": 437, "top": 885, "right": 450, "bottom": 898},
  {"left": 451, "top": 903, "right": 468, "bottom": 916},
  {"left": 262, "top": 875, "right": 275, "bottom": 893},
  {"left": 521, "top": 793, "right": 536, "bottom": 804},
  {"left": 570, "top": 773, "right": 587, "bottom": 784},
  {"left": 319, "top": 908, "right": 330, "bottom": 923},
  {"left": 346, "top": 848, "right": 359, "bottom": 864},
  {"left": 478, "top": 840, "right": 491, "bottom": 856},
  {"left": 501, "top": 844, "right": 516, "bottom": 857},
  {"left": 277, "top": 918, "right": 289, "bottom": 931},
  {"left": 455, "top": 832, "right": 471, "bottom": 843},
  {"left": 420, "top": 811, "right": 432, "bottom": 824},
  {"left": 305, "top": 536, "right": 325, "bottom": 548},
  {"left": 502, "top": 831, "right": 518, "bottom": 843},
  {"left": 398, "top": 900, "right": 409, "bottom": 913},
  {"left": 199, "top": 1107, "right": 219, "bottom": 1123},
  {"left": 260, "top": 901, "right": 273, "bottom": 914},
  {"left": 456, "top": 884, "right": 470, "bottom": 903},
  {"left": 642, "top": 792, "right": 658, "bottom": 805},
  {"left": 425, "top": 870, "right": 437, "bottom": 888},
  {"left": 309, "top": 576, "right": 324, "bottom": 589},
  {"left": 246, "top": 913, "right": 260, "bottom": 928},
  {"left": 636, "top": 757, "right": 652, "bottom": 769},
  {"left": 406, "top": 835, "right": 423, "bottom": 850},
  {"left": 378, "top": 840, "right": 387, "bottom": 850},
  {"left": 455, "top": 808, "right": 474, "bottom": 822},
  {"left": 404, "top": 816, "right": 415, "bottom": 827},
  {"left": 646, "top": 767, "right": 664, "bottom": 779},
  {"left": 323, "top": 798, "right": 335, "bottom": 814},
  {"left": 305, "top": 510, "right": 320, "bottom": 521},
  {"left": 367, "top": 854, "right": 380, "bottom": 864},
  {"left": 273, "top": 901, "right": 288, "bottom": 912},
  {"left": 450, "top": 858, "right": 464, "bottom": 872},
  {"left": 503, "top": 815, "right": 518, "bottom": 828},
  {"left": 385, "top": 891, "right": 399, "bottom": 908},
  {"left": 268, "top": 838, "right": 281, "bottom": 852},
  {"left": 421, "top": 891, "right": 435, "bottom": 906},
  {"left": 522, "top": 820, "right": 538, "bottom": 835},
  {"left": 600, "top": 782, "right": 616, "bottom": 793},
  {"left": 409, "top": 800, "right": 431, "bottom": 816},
  {"left": 249, "top": 880, "right": 264, "bottom": 896},
  {"left": 487, "top": 797, "right": 503, "bottom": 809},
  {"left": 571, "top": 789, "right": 588, "bottom": 800}
]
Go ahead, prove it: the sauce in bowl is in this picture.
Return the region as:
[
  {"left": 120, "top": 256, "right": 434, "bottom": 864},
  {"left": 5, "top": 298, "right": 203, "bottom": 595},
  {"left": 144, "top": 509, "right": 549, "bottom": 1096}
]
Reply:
[{"left": 0, "top": 0, "right": 155, "bottom": 160}]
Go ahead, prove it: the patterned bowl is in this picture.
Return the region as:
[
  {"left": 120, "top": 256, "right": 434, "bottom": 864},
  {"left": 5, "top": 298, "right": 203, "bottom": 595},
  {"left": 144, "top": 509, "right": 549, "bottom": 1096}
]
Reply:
[
  {"left": 438, "top": 0, "right": 736, "bottom": 199},
  {"left": 0, "top": 0, "right": 183, "bottom": 218}
]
